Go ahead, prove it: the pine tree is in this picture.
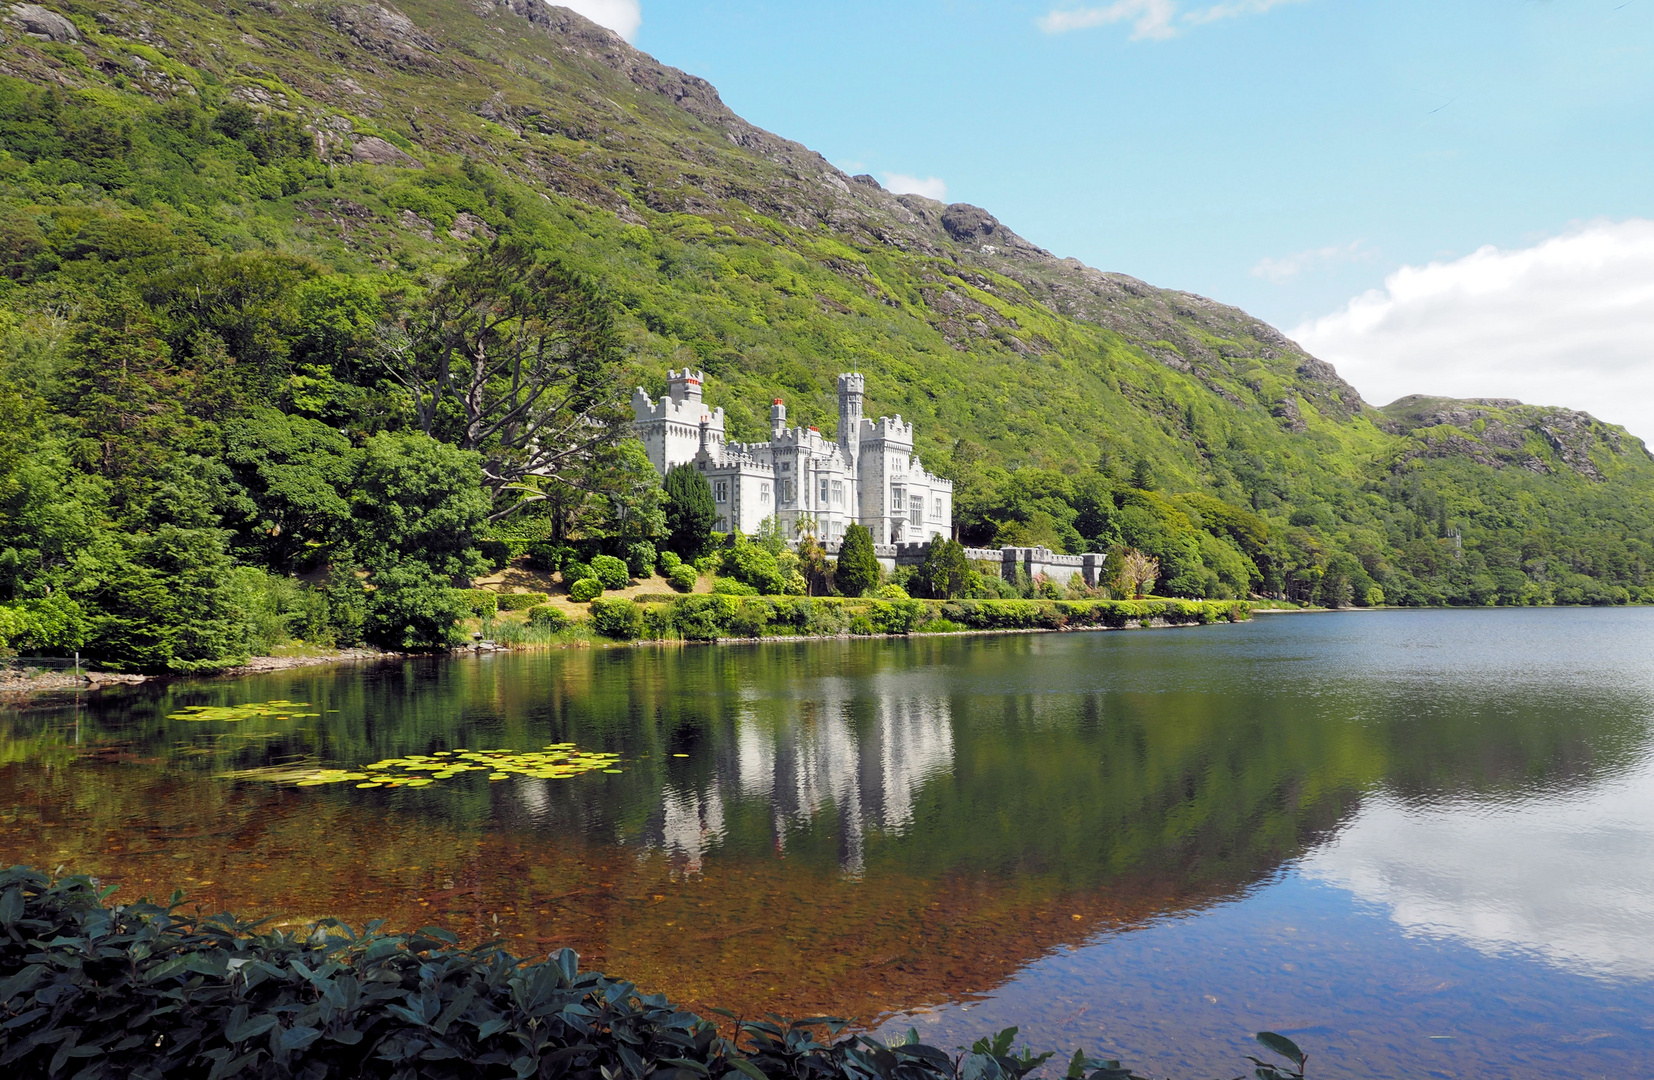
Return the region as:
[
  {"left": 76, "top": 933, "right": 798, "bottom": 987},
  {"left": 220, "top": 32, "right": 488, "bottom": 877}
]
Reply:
[{"left": 834, "top": 523, "right": 880, "bottom": 598}]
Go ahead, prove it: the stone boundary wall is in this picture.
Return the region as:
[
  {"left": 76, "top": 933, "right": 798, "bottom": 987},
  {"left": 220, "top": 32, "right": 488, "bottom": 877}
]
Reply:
[{"left": 816, "top": 541, "right": 1105, "bottom": 585}]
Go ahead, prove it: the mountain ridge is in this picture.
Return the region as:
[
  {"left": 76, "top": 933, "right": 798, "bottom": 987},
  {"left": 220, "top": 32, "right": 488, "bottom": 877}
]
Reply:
[{"left": 2, "top": 0, "right": 1652, "bottom": 620}]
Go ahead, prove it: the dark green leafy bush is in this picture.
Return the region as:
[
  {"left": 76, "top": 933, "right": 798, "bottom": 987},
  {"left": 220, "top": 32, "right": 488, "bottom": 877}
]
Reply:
[
  {"left": 568, "top": 578, "right": 603, "bottom": 604},
  {"left": 0, "top": 867, "right": 1313, "bottom": 1080},
  {"left": 588, "top": 598, "right": 643, "bottom": 639},
  {"left": 364, "top": 564, "right": 469, "bottom": 651},
  {"left": 525, "top": 605, "right": 570, "bottom": 631},
  {"left": 667, "top": 564, "right": 697, "bottom": 593},
  {"left": 623, "top": 542, "right": 656, "bottom": 579},
  {"left": 589, "top": 555, "right": 630, "bottom": 591},
  {"left": 458, "top": 589, "right": 499, "bottom": 619}
]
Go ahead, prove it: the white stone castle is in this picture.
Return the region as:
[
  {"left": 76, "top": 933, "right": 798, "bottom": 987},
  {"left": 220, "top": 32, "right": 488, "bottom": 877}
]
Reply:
[{"left": 633, "top": 369, "right": 953, "bottom": 544}]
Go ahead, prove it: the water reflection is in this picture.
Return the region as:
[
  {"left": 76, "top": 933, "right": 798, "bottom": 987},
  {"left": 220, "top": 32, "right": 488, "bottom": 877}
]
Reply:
[
  {"left": 1305, "top": 754, "right": 1654, "bottom": 980},
  {"left": 2, "top": 613, "right": 1653, "bottom": 1078}
]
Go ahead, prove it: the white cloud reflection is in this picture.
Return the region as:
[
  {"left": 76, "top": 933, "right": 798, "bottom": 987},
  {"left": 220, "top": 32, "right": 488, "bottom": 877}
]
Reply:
[{"left": 1303, "top": 757, "right": 1654, "bottom": 980}]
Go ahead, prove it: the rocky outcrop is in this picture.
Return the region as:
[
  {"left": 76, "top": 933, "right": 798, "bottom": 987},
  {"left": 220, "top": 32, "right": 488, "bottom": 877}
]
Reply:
[
  {"left": 349, "top": 134, "right": 422, "bottom": 166},
  {"left": 1380, "top": 396, "right": 1617, "bottom": 481},
  {"left": 6, "top": 3, "right": 78, "bottom": 41}
]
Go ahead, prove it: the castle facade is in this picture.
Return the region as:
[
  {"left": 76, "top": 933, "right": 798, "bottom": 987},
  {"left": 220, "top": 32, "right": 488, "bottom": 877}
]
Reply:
[{"left": 633, "top": 369, "right": 953, "bottom": 544}]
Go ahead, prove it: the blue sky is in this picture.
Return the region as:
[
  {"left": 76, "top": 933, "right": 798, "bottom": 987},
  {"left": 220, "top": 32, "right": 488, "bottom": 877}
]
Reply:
[{"left": 564, "top": 1, "right": 1654, "bottom": 432}]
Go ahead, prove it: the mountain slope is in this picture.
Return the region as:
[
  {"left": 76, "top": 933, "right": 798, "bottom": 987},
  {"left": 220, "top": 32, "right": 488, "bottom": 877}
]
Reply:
[{"left": 1, "top": 0, "right": 1651, "bottom": 613}]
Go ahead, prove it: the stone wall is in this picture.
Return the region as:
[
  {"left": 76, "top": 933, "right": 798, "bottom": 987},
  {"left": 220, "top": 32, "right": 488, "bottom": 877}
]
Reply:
[{"left": 817, "top": 541, "right": 1105, "bottom": 585}]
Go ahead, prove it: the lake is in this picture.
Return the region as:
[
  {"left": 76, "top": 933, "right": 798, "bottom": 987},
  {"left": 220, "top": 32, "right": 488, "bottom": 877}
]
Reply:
[{"left": 4, "top": 608, "right": 1653, "bottom": 1078}]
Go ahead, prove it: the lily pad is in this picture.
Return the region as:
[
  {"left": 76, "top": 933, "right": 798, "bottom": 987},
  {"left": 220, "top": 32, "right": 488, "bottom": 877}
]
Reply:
[
  {"left": 287, "top": 745, "right": 622, "bottom": 790},
  {"left": 170, "top": 700, "right": 323, "bottom": 723}
]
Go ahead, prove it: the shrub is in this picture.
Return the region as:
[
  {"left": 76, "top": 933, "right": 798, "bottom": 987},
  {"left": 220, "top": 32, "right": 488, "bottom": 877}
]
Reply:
[
  {"left": 624, "top": 541, "right": 657, "bottom": 578},
  {"left": 693, "top": 552, "right": 721, "bottom": 575},
  {"left": 561, "top": 561, "right": 593, "bottom": 587},
  {"left": 668, "top": 563, "right": 698, "bottom": 592},
  {"left": 849, "top": 613, "right": 875, "bottom": 635},
  {"left": 720, "top": 540, "right": 784, "bottom": 594},
  {"left": 589, "top": 597, "right": 643, "bottom": 639},
  {"left": 569, "top": 578, "right": 603, "bottom": 603},
  {"left": 363, "top": 563, "right": 468, "bottom": 651},
  {"left": 458, "top": 588, "right": 499, "bottom": 618},
  {"left": 918, "top": 617, "right": 964, "bottom": 633},
  {"left": 590, "top": 554, "right": 630, "bottom": 590},
  {"left": 871, "top": 597, "right": 926, "bottom": 634},
  {"left": 875, "top": 584, "right": 910, "bottom": 600},
  {"left": 658, "top": 549, "right": 682, "bottom": 574},
  {"left": 526, "top": 604, "right": 570, "bottom": 630},
  {"left": 711, "top": 576, "right": 758, "bottom": 596},
  {"left": 527, "top": 542, "right": 577, "bottom": 572},
  {"left": 0, "top": 866, "right": 1303, "bottom": 1080},
  {"left": 495, "top": 591, "right": 550, "bottom": 611}
]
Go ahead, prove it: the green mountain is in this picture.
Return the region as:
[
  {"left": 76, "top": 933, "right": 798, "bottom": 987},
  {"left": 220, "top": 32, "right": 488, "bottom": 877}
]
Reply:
[{"left": 1, "top": 0, "right": 1651, "bottom": 668}]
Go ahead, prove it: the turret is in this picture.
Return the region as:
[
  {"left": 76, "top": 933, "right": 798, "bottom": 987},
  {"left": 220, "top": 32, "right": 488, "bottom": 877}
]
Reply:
[
  {"left": 668, "top": 369, "right": 704, "bottom": 404},
  {"left": 770, "top": 398, "right": 787, "bottom": 441},
  {"left": 837, "top": 372, "right": 864, "bottom": 469}
]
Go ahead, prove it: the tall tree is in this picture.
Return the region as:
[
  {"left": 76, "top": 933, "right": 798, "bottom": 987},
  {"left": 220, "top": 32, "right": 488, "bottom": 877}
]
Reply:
[
  {"left": 384, "top": 242, "right": 626, "bottom": 520},
  {"left": 662, "top": 463, "right": 716, "bottom": 559},
  {"left": 914, "top": 538, "right": 970, "bottom": 599},
  {"left": 834, "top": 524, "right": 880, "bottom": 598}
]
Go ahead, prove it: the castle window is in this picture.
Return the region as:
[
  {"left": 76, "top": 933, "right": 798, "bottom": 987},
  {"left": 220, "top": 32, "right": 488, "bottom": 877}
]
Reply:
[
  {"left": 832, "top": 480, "right": 845, "bottom": 504},
  {"left": 714, "top": 481, "right": 728, "bottom": 502},
  {"left": 784, "top": 480, "right": 795, "bottom": 504},
  {"left": 891, "top": 485, "right": 904, "bottom": 513},
  {"left": 910, "top": 496, "right": 923, "bottom": 526},
  {"left": 819, "top": 478, "right": 829, "bottom": 506},
  {"left": 760, "top": 482, "right": 771, "bottom": 504},
  {"left": 934, "top": 497, "right": 943, "bottom": 518}
]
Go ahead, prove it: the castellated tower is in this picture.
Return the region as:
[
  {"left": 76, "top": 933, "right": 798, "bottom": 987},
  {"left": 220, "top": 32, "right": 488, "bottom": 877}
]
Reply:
[
  {"left": 837, "top": 373, "right": 864, "bottom": 472},
  {"left": 770, "top": 398, "right": 787, "bottom": 441}
]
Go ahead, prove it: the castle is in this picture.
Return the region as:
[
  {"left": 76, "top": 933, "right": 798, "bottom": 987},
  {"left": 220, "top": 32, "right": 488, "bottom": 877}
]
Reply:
[{"left": 633, "top": 369, "right": 953, "bottom": 544}]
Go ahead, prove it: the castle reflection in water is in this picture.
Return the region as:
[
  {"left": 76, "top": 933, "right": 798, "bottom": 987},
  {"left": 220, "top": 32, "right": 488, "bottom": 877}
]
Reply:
[{"left": 644, "top": 675, "right": 956, "bottom": 876}]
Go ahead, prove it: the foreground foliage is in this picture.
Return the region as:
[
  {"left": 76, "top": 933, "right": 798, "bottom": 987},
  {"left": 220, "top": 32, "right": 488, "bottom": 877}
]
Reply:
[{"left": 0, "top": 868, "right": 1305, "bottom": 1080}]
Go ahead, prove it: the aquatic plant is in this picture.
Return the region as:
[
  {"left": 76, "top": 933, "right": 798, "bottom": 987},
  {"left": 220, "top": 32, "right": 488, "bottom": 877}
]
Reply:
[
  {"left": 291, "top": 745, "right": 621, "bottom": 788},
  {"left": 169, "top": 700, "right": 323, "bottom": 722}
]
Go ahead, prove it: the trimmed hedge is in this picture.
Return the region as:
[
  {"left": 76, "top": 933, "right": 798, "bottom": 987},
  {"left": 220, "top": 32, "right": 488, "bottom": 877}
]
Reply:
[
  {"left": 457, "top": 590, "right": 499, "bottom": 619},
  {"left": 589, "top": 555, "right": 630, "bottom": 591},
  {"left": 495, "top": 592, "right": 550, "bottom": 612},
  {"left": 568, "top": 579, "right": 603, "bottom": 604},
  {"left": 583, "top": 597, "right": 1250, "bottom": 641}
]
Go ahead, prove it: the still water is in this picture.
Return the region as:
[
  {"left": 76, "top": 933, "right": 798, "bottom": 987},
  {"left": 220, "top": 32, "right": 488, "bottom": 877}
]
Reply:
[{"left": 4, "top": 609, "right": 1654, "bottom": 1078}]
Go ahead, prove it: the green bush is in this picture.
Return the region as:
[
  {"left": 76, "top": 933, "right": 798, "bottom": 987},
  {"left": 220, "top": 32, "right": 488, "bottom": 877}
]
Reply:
[
  {"left": 835, "top": 524, "right": 880, "bottom": 597},
  {"left": 874, "top": 584, "right": 910, "bottom": 600},
  {"left": 0, "top": 866, "right": 1309, "bottom": 1080},
  {"left": 569, "top": 577, "right": 603, "bottom": 603},
  {"left": 870, "top": 598, "right": 927, "bottom": 634},
  {"left": 457, "top": 589, "right": 499, "bottom": 618},
  {"left": 562, "top": 560, "right": 593, "bottom": 587},
  {"left": 849, "top": 613, "right": 875, "bottom": 635},
  {"left": 494, "top": 591, "right": 549, "bottom": 611},
  {"left": 363, "top": 563, "right": 468, "bottom": 651},
  {"left": 589, "top": 597, "right": 644, "bottom": 639},
  {"left": 590, "top": 554, "right": 630, "bottom": 590},
  {"left": 624, "top": 541, "right": 657, "bottom": 578},
  {"left": 527, "top": 542, "right": 577, "bottom": 572},
  {"left": 526, "top": 604, "right": 570, "bottom": 630},
  {"left": 711, "top": 576, "right": 758, "bottom": 596},
  {"left": 668, "top": 563, "right": 698, "bottom": 592},
  {"left": 658, "top": 549, "right": 682, "bottom": 574}
]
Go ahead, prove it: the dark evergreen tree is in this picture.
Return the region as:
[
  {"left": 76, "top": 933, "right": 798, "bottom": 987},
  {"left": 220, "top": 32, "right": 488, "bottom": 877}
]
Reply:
[
  {"left": 662, "top": 464, "right": 716, "bottom": 559},
  {"left": 834, "top": 523, "right": 880, "bottom": 598},
  {"left": 914, "top": 538, "right": 970, "bottom": 599}
]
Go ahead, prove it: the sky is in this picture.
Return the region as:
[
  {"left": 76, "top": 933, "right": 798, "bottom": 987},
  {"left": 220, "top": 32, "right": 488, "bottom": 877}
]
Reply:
[{"left": 558, "top": 1, "right": 1654, "bottom": 437}]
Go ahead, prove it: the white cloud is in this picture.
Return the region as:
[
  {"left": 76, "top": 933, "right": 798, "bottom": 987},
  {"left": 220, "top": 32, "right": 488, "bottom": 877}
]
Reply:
[
  {"left": 554, "top": 0, "right": 640, "bottom": 42},
  {"left": 1304, "top": 757, "right": 1654, "bottom": 981},
  {"left": 1250, "top": 240, "right": 1366, "bottom": 284},
  {"left": 1292, "top": 219, "right": 1654, "bottom": 437},
  {"left": 1038, "top": 0, "right": 1300, "bottom": 40},
  {"left": 883, "top": 173, "right": 949, "bottom": 201}
]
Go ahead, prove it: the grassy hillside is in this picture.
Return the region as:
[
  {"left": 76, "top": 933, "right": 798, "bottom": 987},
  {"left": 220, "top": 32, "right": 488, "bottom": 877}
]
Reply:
[{"left": 0, "top": 0, "right": 1651, "bottom": 669}]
